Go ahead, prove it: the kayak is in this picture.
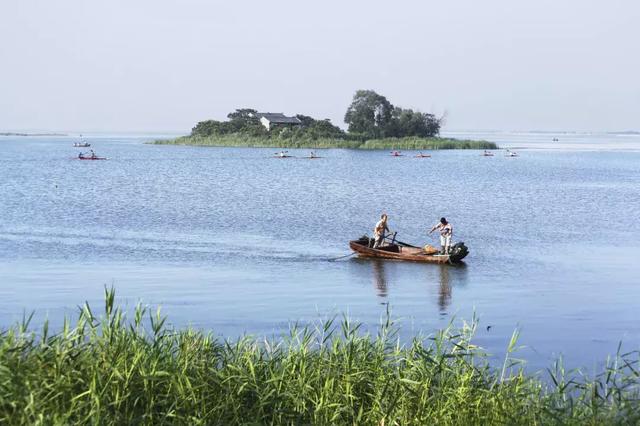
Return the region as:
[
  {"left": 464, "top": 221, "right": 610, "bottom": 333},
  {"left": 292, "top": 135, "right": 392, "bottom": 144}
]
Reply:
[
  {"left": 73, "top": 143, "right": 91, "bottom": 147},
  {"left": 349, "top": 236, "right": 469, "bottom": 264},
  {"left": 77, "top": 156, "right": 107, "bottom": 160},
  {"left": 415, "top": 154, "right": 431, "bottom": 158}
]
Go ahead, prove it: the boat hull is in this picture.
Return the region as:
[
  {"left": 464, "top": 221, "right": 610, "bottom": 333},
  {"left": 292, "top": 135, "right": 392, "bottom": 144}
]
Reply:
[{"left": 349, "top": 237, "right": 468, "bottom": 264}]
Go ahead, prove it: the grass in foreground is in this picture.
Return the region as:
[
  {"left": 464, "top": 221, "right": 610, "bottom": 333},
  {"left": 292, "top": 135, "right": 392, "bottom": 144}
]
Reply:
[
  {"left": 1, "top": 289, "right": 639, "bottom": 425},
  {"left": 150, "top": 134, "right": 498, "bottom": 150}
]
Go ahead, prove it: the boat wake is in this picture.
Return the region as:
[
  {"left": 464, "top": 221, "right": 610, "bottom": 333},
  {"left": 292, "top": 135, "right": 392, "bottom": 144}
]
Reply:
[{"left": 0, "top": 228, "right": 339, "bottom": 265}]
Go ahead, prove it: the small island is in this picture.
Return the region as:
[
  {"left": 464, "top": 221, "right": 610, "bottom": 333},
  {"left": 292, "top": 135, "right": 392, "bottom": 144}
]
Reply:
[
  {"left": 152, "top": 90, "right": 497, "bottom": 150},
  {"left": 1, "top": 132, "right": 67, "bottom": 137}
]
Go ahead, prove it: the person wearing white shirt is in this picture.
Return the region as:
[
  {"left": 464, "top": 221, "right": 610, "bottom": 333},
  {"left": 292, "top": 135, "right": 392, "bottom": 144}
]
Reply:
[{"left": 429, "top": 217, "right": 453, "bottom": 254}]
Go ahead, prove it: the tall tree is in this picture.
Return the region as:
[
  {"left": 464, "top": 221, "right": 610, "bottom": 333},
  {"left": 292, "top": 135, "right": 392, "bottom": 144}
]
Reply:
[
  {"left": 227, "top": 108, "right": 259, "bottom": 122},
  {"left": 390, "top": 107, "right": 441, "bottom": 137},
  {"left": 295, "top": 114, "right": 316, "bottom": 127},
  {"left": 344, "top": 90, "right": 394, "bottom": 138}
]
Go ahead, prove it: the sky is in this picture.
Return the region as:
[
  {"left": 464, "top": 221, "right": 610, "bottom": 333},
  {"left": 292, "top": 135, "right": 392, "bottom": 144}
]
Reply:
[{"left": 1, "top": 0, "right": 638, "bottom": 133}]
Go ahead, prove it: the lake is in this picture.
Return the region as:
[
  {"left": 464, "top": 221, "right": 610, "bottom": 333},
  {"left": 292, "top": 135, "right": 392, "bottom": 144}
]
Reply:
[{"left": 1, "top": 132, "right": 639, "bottom": 371}]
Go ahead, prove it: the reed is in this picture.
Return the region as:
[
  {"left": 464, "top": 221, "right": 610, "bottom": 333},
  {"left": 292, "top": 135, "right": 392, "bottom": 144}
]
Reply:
[
  {"left": 1, "top": 288, "right": 638, "bottom": 425},
  {"left": 359, "top": 137, "right": 497, "bottom": 150},
  {"left": 150, "top": 135, "right": 497, "bottom": 150}
]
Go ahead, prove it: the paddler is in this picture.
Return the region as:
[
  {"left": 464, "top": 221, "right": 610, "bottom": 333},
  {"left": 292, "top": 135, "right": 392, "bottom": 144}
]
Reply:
[
  {"left": 373, "top": 213, "right": 390, "bottom": 248},
  {"left": 429, "top": 217, "right": 453, "bottom": 254}
]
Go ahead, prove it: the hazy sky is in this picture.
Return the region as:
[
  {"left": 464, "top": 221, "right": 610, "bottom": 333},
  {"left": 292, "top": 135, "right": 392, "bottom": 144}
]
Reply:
[{"left": 1, "top": 0, "right": 638, "bottom": 132}]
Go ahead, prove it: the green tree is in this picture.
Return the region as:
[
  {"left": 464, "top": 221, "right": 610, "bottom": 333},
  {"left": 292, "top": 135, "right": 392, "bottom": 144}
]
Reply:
[
  {"left": 226, "top": 108, "right": 258, "bottom": 122},
  {"left": 295, "top": 114, "right": 316, "bottom": 127},
  {"left": 344, "top": 90, "right": 394, "bottom": 138},
  {"left": 226, "top": 108, "right": 267, "bottom": 136},
  {"left": 191, "top": 120, "right": 225, "bottom": 137},
  {"left": 389, "top": 107, "right": 441, "bottom": 137}
]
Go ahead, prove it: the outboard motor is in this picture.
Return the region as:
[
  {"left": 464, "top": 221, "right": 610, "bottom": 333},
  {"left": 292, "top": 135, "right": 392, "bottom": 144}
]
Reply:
[{"left": 448, "top": 242, "right": 469, "bottom": 263}]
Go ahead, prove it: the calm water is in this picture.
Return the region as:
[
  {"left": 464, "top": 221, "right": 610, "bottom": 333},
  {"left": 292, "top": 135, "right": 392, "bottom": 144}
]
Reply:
[{"left": 1, "top": 133, "right": 639, "bottom": 371}]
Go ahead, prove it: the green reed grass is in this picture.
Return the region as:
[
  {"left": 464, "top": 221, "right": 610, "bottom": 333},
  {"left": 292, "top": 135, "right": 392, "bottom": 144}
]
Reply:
[
  {"left": 150, "top": 135, "right": 497, "bottom": 150},
  {"left": 358, "top": 137, "right": 497, "bottom": 150},
  {"left": 1, "top": 288, "right": 638, "bottom": 425}
]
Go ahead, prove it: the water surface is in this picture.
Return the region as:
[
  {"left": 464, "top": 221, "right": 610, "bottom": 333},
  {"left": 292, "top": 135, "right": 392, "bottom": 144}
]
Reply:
[{"left": 1, "top": 132, "right": 639, "bottom": 371}]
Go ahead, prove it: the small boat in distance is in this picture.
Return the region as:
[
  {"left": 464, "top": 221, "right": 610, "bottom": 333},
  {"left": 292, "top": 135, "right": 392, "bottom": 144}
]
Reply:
[
  {"left": 505, "top": 149, "right": 519, "bottom": 157},
  {"left": 78, "top": 151, "right": 107, "bottom": 160},
  {"left": 307, "top": 151, "right": 322, "bottom": 159},
  {"left": 390, "top": 151, "right": 403, "bottom": 157},
  {"left": 481, "top": 150, "right": 494, "bottom": 157},
  {"left": 274, "top": 151, "right": 293, "bottom": 158},
  {"left": 73, "top": 134, "right": 90, "bottom": 147},
  {"left": 349, "top": 235, "right": 469, "bottom": 264},
  {"left": 415, "top": 152, "right": 431, "bottom": 158}
]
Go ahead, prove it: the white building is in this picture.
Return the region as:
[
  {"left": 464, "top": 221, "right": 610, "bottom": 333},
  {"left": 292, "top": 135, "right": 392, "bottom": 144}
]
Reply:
[{"left": 254, "top": 113, "right": 302, "bottom": 131}]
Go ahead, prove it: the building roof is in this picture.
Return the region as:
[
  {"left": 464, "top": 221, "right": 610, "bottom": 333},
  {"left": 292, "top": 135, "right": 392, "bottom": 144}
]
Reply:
[{"left": 257, "top": 113, "right": 301, "bottom": 124}]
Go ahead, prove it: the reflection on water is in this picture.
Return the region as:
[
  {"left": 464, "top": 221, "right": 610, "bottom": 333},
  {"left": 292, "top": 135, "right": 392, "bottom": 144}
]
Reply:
[
  {"left": 371, "top": 260, "right": 388, "bottom": 297},
  {"left": 433, "top": 263, "right": 468, "bottom": 313},
  {"left": 366, "top": 258, "right": 468, "bottom": 312},
  {"left": 438, "top": 265, "right": 451, "bottom": 312}
]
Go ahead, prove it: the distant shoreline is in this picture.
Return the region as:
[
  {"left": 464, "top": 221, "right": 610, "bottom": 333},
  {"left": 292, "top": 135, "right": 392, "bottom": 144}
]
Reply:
[
  {"left": 150, "top": 135, "right": 498, "bottom": 150},
  {"left": 0, "top": 132, "right": 67, "bottom": 137}
]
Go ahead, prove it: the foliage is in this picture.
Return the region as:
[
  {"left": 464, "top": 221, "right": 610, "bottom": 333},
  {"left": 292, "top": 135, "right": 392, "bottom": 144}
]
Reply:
[
  {"left": 226, "top": 108, "right": 259, "bottom": 122},
  {"left": 358, "top": 137, "right": 496, "bottom": 150},
  {"left": 2, "top": 288, "right": 640, "bottom": 424},
  {"left": 151, "top": 135, "right": 496, "bottom": 150},
  {"left": 344, "top": 89, "right": 395, "bottom": 138},
  {"left": 388, "top": 107, "right": 441, "bottom": 138},
  {"left": 191, "top": 109, "right": 345, "bottom": 141},
  {"left": 153, "top": 134, "right": 363, "bottom": 149},
  {"left": 295, "top": 114, "right": 316, "bottom": 127},
  {"left": 289, "top": 116, "right": 347, "bottom": 140},
  {"left": 191, "top": 108, "right": 267, "bottom": 138},
  {"left": 344, "top": 90, "right": 442, "bottom": 139},
  {"left": 190, "top": 89, "right": 443, "bottom": 142}
]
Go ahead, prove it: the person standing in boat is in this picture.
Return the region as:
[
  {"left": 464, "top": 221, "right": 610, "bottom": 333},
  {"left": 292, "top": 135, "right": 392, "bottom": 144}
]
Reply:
[
  {"left": 373, "top": 214, "right": 390, "bottom": 248},
  {"left": 429, "top": 217, "right": 453, "bottom": 254}
]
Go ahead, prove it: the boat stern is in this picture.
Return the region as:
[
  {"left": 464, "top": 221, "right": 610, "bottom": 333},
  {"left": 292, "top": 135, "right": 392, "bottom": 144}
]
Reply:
[{"left": 448, "top": 242, "right": 469, "bottom": 263}]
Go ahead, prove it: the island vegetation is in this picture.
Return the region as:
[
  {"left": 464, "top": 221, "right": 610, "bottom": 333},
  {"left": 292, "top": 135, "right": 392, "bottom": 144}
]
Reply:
[
  {"left": 0, "top": 132, "right": 67, "bottom": 137},
  {"left": 1, "top": 288, "right": 638, "bottom": 424},
  {"left": 151, "top": 90, "right": 497, "bottom": 150}
]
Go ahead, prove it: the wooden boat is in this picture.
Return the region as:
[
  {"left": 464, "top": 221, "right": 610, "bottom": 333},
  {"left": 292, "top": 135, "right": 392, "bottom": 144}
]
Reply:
[{"left": 349, "top": 236, "right": 468, "bottom": 264}]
